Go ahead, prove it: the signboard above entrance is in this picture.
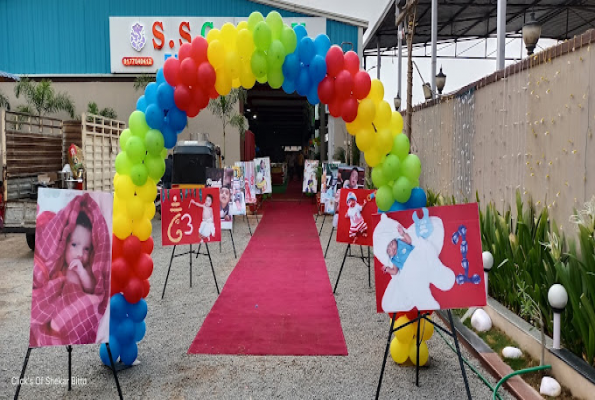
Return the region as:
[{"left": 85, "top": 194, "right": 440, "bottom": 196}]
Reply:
[{"left": 109, "top": 16, "right": 327, "bottom": 73}]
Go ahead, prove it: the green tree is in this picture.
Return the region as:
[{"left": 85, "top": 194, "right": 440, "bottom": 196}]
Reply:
[
  {"left": 14, "top": 78, "right": 75, "bottom": 118},
  {"left": 134, "top": 74, "right": 155, "bottom": 91},
  {"left": 207, "top": 88, "right": 247, "bottom": 161},
  {"left": 0, "top": 90, "right": 10, "bottom": 110},
  {"left": 87, "top": 101, "right": 117, "bottom": 119}
]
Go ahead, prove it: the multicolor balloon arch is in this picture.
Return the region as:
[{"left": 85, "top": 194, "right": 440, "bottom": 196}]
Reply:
[{"left": 100, "top": 11, "right": 428, "bottom": 366}]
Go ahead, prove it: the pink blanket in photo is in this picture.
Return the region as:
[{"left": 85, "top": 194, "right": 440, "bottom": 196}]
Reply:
[{"left": 30, "top": 193, "right": 111, "bottom": 347}]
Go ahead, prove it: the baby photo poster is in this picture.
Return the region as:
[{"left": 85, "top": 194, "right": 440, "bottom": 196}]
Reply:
[
  {"left": 372, "top": 203, "right": 486, "bottom": 313},
  {"left": 336, "top": 189, "right": 377, "bottom": 246}
]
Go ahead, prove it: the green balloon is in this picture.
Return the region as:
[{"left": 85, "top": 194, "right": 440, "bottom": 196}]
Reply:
[
  {"left": 393, "top": 176, "right": 413, "bottom": 203},
  {"left": 390, "top": 133, "right": 410, "bottom": 161},
  {"left": 248, "top": 12, "right": 265, "bottom": 32},
  {"left": 401, "top": 154, "right": 422, "bottom": 181},
  {"left": 267, "top": 40, "right": 286, "bottom": 70},
  {"left": 376, "top": 185, "right": 394, "bottom": 211},
  {"left": 119, "top": 129, "right": 132, "bottom": 151},
  {"left": 130, "top": 163, "right": 149, "bottom": 187},
  {"left": 268, "top": 68, "right": 284, "bottom": 89},
  {"left": 280, "top": 25, "right": 297, "bottom": 54},
  {"left": 145, "top": 154, "right": 166, "bottom": 181},
  {"left": 145, "top": 129, "right": 164, "bottom": 156},
  {"left": 253, "top": 21, "right": 272, "bottom": 51},
  {"left": 126, "top": 136, "right": 146, "bottom": 164},
  {"left": 266, "top": 11, "right": 284, "bottom": 39},
  {"left": 383, "top": 154, "right": 401, "bottom": 181},
  {"left": 371, "top": 165, "right": 388, "bottom": 188},
  {"left": 129, "top": 111, "right": 150, "bottom": 138},
  {"left": 256, "top": 74, "right": 268, "bottom": 84},
  {"left": 115, "top": 152, "right": 133, "bottom": 175},
  {"left": 251, "top": 50, "right": 268, "bottom": 78}
]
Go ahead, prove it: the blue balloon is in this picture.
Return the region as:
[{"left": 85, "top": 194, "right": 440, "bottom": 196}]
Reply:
[
  {"left": 298, "top": 37, "right": 316, "bottom": 65},
  {"left": 405, "top": 187, "right": 427, "bottom": 209},
  {"left": 120, "top": 342, "right": 138, "bottom": 366},
  {"left": 296, "top": 67, "right": 311, "bottom": 96},
  {"left": 162, "top": 124, "right": 177, "bottom": 149},
  {"left": 117, "top": 318, "right": 136, "bottom": 345},
  {"left": 167, "top": 106, "right": 187, "bottom": 132},
  {"left": 282, "top": 79, "right": 296, "bottom": 94},
  {"left": 307, "top": 84, "right": 320, "bottom": 105},
  {"left": 156, "top": 68, "right": 165, "bottom": 84},
  {"left": 145, "top": 82, "right": 158, "bottom": 104},
  {"left": 128, "top": 298, "right": 148, "bottom": 323},
  {"left": 110, "top": 293, "right": 128, "bottom": 321},
  {"left": 308, "top": 55, "right": 327, "bottom": 84},
  {"left": 157, "top": 82, "right": 175, "bottom": 110},
  {"left": 99, "top": 335, "right": 122, "bottom": 366},
  {"left": 134, "top": 321, "right": 147, "bottom": 342},
  {"left": 294, "top": 25, "right": 308, "bottom": 43},
  {"left": 145, "top": 104, "right": 164, "bottom": 130},
  {"left": 136, "top": 95, "right": 148, "bottom": 112},
  {"left": 282, "top": 53, "right": 300, "bottom": 81},
  {"left": 314, "top": 34, "right": 331, "bottom": 56}
]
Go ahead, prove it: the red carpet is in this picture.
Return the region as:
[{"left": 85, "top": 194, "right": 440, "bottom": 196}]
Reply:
[
  {"left": 272, "top": 179, "right": 306, "bottom": 201},
  {"left": 188, "top": 200, "right": 348, "bottom": 356}
]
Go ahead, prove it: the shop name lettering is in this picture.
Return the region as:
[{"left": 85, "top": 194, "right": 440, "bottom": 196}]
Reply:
[{"left": 151, "top": 21, "right": 306, "bottom": 50}]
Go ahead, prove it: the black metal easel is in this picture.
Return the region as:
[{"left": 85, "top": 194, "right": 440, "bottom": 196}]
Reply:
[
  {"left": 15, "top": 343, "right": 123, "bottom": 400},
  {"left": 332, "top": 244, "right": 371, "bottom": 293},
  {"left": 162, "top": 243, "right": 219, "bottom": 299},
  {"left": 375, "top": 310, "right": 472, "bottom": 400},
  {"left": 243, "top": 213, "right": 253, "bottom": 236},
  {"left": 318, "top": 214, "right": 327, "bottom": 236}
]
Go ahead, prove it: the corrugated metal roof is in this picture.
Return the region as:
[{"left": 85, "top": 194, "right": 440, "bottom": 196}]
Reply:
[
  {"left": 0, "top": 0, "right": 359, "bottom": 75},
  {"left": 365, "top": 0, "right": 595, "bottom": 51},
  {"left": 0, "top": 70, "right": 20, "bottom": 82}
]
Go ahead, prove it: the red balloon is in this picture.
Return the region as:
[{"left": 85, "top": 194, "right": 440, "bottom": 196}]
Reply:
[
  {"left": 111, "top": 278, "right": 123, "bottom": 296},
  {"left": 326, "top": 45, "right": 345, "bottom": 78},
  {"left": 186, "top": 103, "right": 201, "bottom": 118},
  {"left": 344, "top": 51, "right": 360, "bottom": 76},
  {"left": 192, "top": 86, "right": 209, "bottom": 110},
  {"left": 341, "top": 97, "right": 358, "bottom": 123},
  {"left": 135, "top": 253, "right": 154, "bottom": 280},
  {"left": 317, "top": 76, "right": 335, "bottom": 104},
  {"left": 191, "top": 36, "right": 208, "bottom": 65},
  {"left": 174, "top": 85, "right": 192, "bottom": 111},
  {"left": 112, "top": 257, "right": 130, "bottom": 286},
  {"left": 328, "top": 97, "right": 342, "bottom": 118},
  {"left": 112, "top": 236, "right": 124, "bottom": 259},
  {"left": 353, "top": 70, "right": 372, "bottom": 100},
  {"left": 180, "top": 58, "right": 198, "bottom": 86},
  {"left": 209, "top": 86, "right": 219, "bottom": 99},
  {"left": 123, "top": 235, "right": 142, "bottom": 264},
  {"left": 405, "top": 308, "right": 419, "bottom": 320},
  {"left": 141, "top": 237, "right": 154, "bottom": 255},
  {"left": 141, "top": 279, "right": 151, "bottom": 298},
  {"left": 197, "top": 62, "right": 216, "bottom": 90},
  {"left": 163, "top": 57, "right": 181, "bottom": 87},
  {"left": 334, "top": 70, "right": 353, "bottom": 100},
  {"left": 178, "top": 43, "right": 193, "bottom": 61},
  {"left": 124, "top": 278, "right": 144, "bottom": 304}
]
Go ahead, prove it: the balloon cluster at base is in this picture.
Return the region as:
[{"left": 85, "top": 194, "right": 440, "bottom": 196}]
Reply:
[{"left": 389, "top": 312, "right": 435, "bottom": 366}]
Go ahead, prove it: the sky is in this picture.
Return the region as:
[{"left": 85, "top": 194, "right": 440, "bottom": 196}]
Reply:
[{"left": 282, "top": 0, "right": 559, "bottom": 109}]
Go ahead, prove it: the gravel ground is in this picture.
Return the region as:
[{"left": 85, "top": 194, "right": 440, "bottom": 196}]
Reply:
[{"left": 0, "top": 210, "right": 511, "bottom": 399}]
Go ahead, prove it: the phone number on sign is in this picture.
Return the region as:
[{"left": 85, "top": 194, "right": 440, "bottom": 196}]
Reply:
[{"left": 12, "top": 376, "right": 88, "bottom": 386}]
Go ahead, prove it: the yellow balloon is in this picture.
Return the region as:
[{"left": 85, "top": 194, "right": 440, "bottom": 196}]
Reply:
[
  {"left": 390, "top": 337, "right": 410, "bottom": 364},
  {"left": 224, "top": 51, "right": 241, "bottom": 79},
  {"left": 127, "top": 195, "right": 146, "bottom": 221},
  {"left": 240, "top": 63, "right": 256, "bottom": 89},
  {"left": 376, "top": 128, "right": 394, "bottom": 155},
  {"left": 355, "top": 125, "right": 374, "bottom": 152},
  {"left": 207, "top": 40, "right": 225, "bottom": 70},
  {"left": 144, "top": 201, "right": 156, "bottom": 220},
  {"left": 115, "top": 174, "right": 135, "bottom": 200},
  {"left": 237, "top": 29, "right": 255, "bottom": 59},
  {"left": 357, "top": 99, "right": 376, "bottom": 125},
  {"left": 409, "top": 340, "right": 429, "bottom": 366},
  {"left": 368, "top": 79, "right": 385, "bottom": 103},
  {"left": 237, "top": 21, "right": 249, "bottom": 31},
  {"left": 206, "top": 28, "right": 220, "bottom": 43},
  {"left": 215, "top": 68, "right": 232, "bottom": 95},
  {"left": 113, "top": 214, "right": 133, "bottom": 240},
  {"left": 220, "top": 23, "right": 238, "bottom": 50},
  {"left": 136, "top": 178, "right": 157, "bottom": 203},
  {"left": 418, "top": 317, "right": 435, "bottom": 341},
  {"left": 364, "top": 147, "right": 382, "bottom": 167},
  {"left": 394, "top": 316, "right": 416, "bottom": 343},
  {"left": 132, "top": 217, "right": 152, "bottom": 241},
  {"left": 113, "top": 172, "right": 120, "bottom": 186},
  {"left": 374, "top": 100, "right": 392, "bottom": 129},
  {"left": 232, "top": 78, "right": 241, "bottom": 88},
  {"left": 390, "top": 111, "right": 404, "bottom": 135}
]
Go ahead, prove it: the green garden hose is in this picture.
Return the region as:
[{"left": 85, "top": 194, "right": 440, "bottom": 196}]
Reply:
[{"left": 492, "top": 365, "right": 551, "bottom": 400}]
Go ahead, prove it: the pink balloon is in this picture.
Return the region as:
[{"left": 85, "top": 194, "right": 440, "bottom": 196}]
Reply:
[
  {"left": 344, "top": 51, "right": 360, "bottom": 76},
  {"left": 197, "top": 62, "right": 216, "bottom": 90},
  {"left": 341, "top": 97, "right": 358, "bottom": 123},
  {"left": 325, "top": 45, "right": 345, "bottom": 78},
  {"left": 163, "top": 57, "right": 181, "bottom": 87},
  {"left": 191, "top": 36, "right": 208, "bottom": 65},
  {"left": 174, "top": 85, "right": 191, "bottom": 111},
  {"left": 180, "top": 58, "right": 198, "bottom": 86},
  {"left": 317, "top": 76, "right": 335, "bottom": 104},
  {"left": 178, "top": 43, "right": 193, "bottom": 61},
  {"left": 334, "top": 70, "right": 353, "bottom": 100},
  {"left": 353, "top": 70, "right": 372, "bottom": 100}
]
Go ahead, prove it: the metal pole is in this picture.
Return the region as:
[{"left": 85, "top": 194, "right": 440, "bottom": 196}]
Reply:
[
  {"left": 431, "top": 0, "right": 438, "bottom": 96},
  {"left": 398, "top": 23, "right": 403, "bottom": 99},
  {"left": 496, "top": 0, "right": 507, "bottom": 70},
  {"left": 377, "top": 38, "right": 381, "bottom": 80}
]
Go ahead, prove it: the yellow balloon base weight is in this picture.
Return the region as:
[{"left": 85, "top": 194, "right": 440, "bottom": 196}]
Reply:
[
  {"left": 408, "top": 340, "right": 429, "bottom": 366},
  {"left": 390, "top": 337, "right": 410, "bottom": 364}
]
